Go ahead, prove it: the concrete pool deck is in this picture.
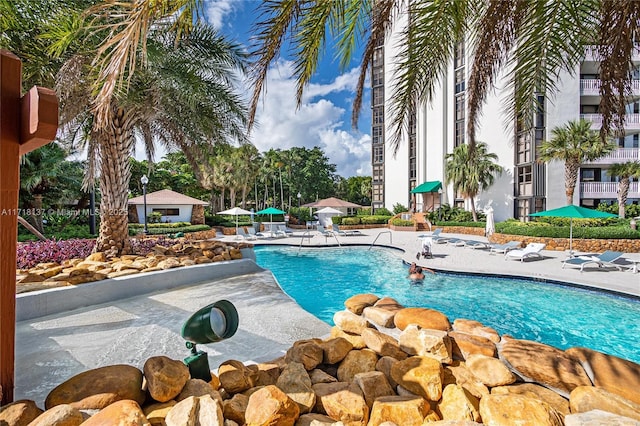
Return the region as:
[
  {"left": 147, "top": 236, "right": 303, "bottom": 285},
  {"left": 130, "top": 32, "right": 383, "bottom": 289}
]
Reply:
[{"left": 14, "top": 228, "right": 639, "bottom": 406}]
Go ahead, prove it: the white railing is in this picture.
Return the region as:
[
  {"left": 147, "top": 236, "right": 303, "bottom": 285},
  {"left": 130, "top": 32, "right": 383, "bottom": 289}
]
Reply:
[
  {"left": 584, "top": 45, "right": 640, "bottom": 62},
  {"left": 580, "top": 181, "right": 640, "bottom": 198},
  {"left": 580, "top": 79, "right": 640, "bottom": 96},
  {"left": 583, "top": 148, "right": 640, "bottom": 164},
  {"left": 580, "top": 113, "right": 640, "bottom": 130}
]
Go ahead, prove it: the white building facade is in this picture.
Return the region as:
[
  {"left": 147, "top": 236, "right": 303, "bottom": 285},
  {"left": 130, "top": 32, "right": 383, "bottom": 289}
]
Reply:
[{"left": 373, "top": 13, "right": 640, "bottom": 222}]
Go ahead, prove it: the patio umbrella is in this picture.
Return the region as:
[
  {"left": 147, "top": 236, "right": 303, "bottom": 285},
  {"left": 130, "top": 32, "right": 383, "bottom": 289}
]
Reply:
[
  {"left": 217, "top": 207, "right": 253, "bottom": 234},
  {"left": 529, "top": 204, "right": 617, "bottom": 253},
  {"left": 315, "top": 207, "right": 343, "bottom": 228},
  {"left": 315, "top": 207, "right": 342, "bottom": 214},
  {"left": 485, "top": 207, "right": 495, "bottom": 237},
  {"left": 256, "top": 207, "right": 286, "bottom": 233}
]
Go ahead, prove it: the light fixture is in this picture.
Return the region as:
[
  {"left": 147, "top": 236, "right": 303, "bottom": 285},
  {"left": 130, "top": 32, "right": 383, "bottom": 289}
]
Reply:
[
  {"left": 181, "top": 300, "right": 239, "bottom": 381},
  {"left": 297, "top": 192, "right": 301, "bottom": 208},
  {"left": 141, "top": 175, "right": 149, "bottom": 234}
]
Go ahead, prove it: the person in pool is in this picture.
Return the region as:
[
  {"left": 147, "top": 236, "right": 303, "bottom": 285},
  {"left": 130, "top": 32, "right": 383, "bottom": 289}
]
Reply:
[{"left": 409, "top": 266, "right": 425, "bottom": 281}]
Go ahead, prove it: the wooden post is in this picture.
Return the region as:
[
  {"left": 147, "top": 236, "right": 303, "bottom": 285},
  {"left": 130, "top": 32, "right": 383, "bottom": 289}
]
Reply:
[{"left": 0, "top": 50, "right": 58, "bottom": 406}]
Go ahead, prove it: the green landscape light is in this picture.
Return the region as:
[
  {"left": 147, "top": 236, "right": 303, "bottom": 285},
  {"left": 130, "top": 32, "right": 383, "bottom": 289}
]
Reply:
[{"left": 181, "top": 300, "right": 239, "bottom": 381}]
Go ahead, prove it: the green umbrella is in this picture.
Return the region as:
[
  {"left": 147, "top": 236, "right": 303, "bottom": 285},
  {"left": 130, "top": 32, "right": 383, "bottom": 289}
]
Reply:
[
  {"left": 256, "top": 207, "right": 286, "bottom": 233},
  {"left": 529, "top": 205, "right": 617, "bottom": 253}
]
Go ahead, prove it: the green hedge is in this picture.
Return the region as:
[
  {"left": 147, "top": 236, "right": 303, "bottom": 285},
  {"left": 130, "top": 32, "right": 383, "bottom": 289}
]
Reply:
[
  {"left": 391, "top": 218, "right": 414, "bottom": 226},
  {"left": 361, "top": 215, "right": 393, "bottom": 225},
  {"left": 130, "top": 221, "right": 191, "bottom": 228},
  {"left": 496, "top": 222, "right": 639, "bottom": 239},
  {"left": 434, "top": 221, "right": 486, "bottom": 228},
  {"left": 129, "top": 224, "right": 210, "bottom": 235}
]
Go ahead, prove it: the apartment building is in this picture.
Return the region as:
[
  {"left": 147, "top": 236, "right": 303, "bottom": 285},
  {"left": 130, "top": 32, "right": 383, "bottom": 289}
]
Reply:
[{"left": 373, "top": 17, "right": 640, "bottom": 222}]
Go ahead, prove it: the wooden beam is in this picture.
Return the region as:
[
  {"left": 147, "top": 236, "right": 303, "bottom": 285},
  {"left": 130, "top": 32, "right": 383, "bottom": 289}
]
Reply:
[
  {"left": 0, "top": 49, "right": 21, "bottom": 406},
  {"left": 20, "top": 86, "right": 58, "bottom": 156}
]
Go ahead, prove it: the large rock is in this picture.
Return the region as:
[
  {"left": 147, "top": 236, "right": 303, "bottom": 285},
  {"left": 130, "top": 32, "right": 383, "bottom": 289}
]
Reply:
[
  {"left": 45, "top": 365, "right": 145, "bottom": 410},
  {"left": 318, "top": 383, "right": 369, "bottom": 426},
  {"left": 330, "top": 327, "right": 366, "bottom": 349},
  {"left": 373, "top": 297, "right": 404, "bottom": 314},
  {"left": 491, "top": 383, "right": 570, "bottom": 415},
  {"left": 0, "top": 399, "right": 43, "bottom": 426},
  {"left": 564, "top": 409, "right": 640, "bottom": 426},
  {"left": 399, "top": 325, "right": 452, "bottom": 364},
  {"left": 222, "top": 394, "right": 249, "bottom": 425},
  {"left": 436, "top": 384, "right": 480, "bottom": 422},
  {"left": 285, "top": 339, "right": 325, "bottom": 371},
  {"left": 452, "top": 319, "right": 501, "bottom": 343},
  {"left": 276, "top": 362, "right": 316, "bottom": 414},
  {"left": 310, "top": 369, "right": 338, "bottom": 385},
  {"left": 244, "top": 385, "right": 300, "bottom": 426},
  {"left": 448, "top": 331, "right": 496, "bottom": 360},
  {"left": 345, "top": 294, "right": 380, "bottom": 315},
  {"left": 337, "top": 349, "right": 379, "bottom": 383},
  {"left": 569, "top": 386, "right": 640, "bottom": 421},
  {"left": 361, "top": 328, "right": 407, "bottom": 360},
  {"left": 376, "top": 356, "right": 400, "bottom": 389},
  {"left": 499, "top": 338, "right": 592, "bottom": 397},
  {"left": 353, "top": 371, "right": 395, "bottom": 408},
  {"left": 363, "top": 306, "right": 396, "bottom": 328},
  {"left": 566, "top": 347, "right": 640, "bottom": 405},
  {"left": 312, "top": 382, "right": 361, "bottom": 415},
  {"left": 390, "top": 356, "right": 444, "bottom": 401},
  {"left": 479, "top": 394, "right": 564, "bottom": 426},
  {"left": 81, "top": 399, "right": 150, "bottom": 426},
  {"left": 295, "top": 413, "right": 344, "bottom": 425},
  {"left": 165, "top": 395, "right": 223, "bottom": 426},
  {"left": 218, "top": 360, "right": 256, "bottom": 394},
  {"left": 394, "top": 308, "right": 451, "bottom": 331},
  {"left": 319, "top": 337, "right": 353, "bottom": 364},
  {"left": 175, "top": 378, "right": 222, "bottom": 404},
  {"left": 143, "top": 401, "right": 176, "bottom": 426},
  {"left": 333, "top": 311, "right": 374, "bottom": 335},
  {"left": 368, "top": 395, "right": 431, "bottom": 426},
  {"left": 27, "top": 404, "right": 84, "bottom": 426},
  {"left": 443, "top": 362, "right": 489, "bottom": 400},
  {"left": 465, "top": 354, "right": 516, "bottom": 387},
  {"left": 143, "top": 356, "right": 190, "bottom": 403},
  {"left": 247, "top": 363, "right": 280, "bottom": 387}
]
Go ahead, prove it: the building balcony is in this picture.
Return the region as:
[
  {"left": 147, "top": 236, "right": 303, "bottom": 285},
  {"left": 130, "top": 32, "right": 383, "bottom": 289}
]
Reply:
[
  {"left": 580, "top": 113, "right": 640, "bottom": 130},
  {"left": 582, "top": 148, "right": 640, "bottom": 165},
  {"left": 580, "top": 181, "right": 639, "bottom": 199},
  {"left": 584, "top": 45, "right": 640, "bottom": 62},
  {"left": 580, "top": 79, "right": 640, "bottom": 96}
]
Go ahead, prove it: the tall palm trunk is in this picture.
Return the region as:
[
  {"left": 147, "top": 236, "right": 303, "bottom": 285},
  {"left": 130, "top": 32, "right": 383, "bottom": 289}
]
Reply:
[
  {"left": 564, "top": 160, "right": 579, "bottom": 205},
  {"left": 617, "top": 177, "right": 630, "bottom": 218},
  {"left": 94, "top": 107, "right": 135, "bottom": 256}
]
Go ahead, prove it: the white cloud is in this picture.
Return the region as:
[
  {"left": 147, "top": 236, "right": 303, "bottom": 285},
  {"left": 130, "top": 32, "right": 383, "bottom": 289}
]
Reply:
[
  {"left": 204, "top": 0, "right": 238, "bottom": 30},
  {"left": 252, "top": 60, "right": 371, "bottom": 177}
]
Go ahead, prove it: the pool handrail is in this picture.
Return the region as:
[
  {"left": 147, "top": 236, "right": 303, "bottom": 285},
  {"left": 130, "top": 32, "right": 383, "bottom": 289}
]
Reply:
[{"left": 369, "top": 230, "right": 392, "bottom": 249}]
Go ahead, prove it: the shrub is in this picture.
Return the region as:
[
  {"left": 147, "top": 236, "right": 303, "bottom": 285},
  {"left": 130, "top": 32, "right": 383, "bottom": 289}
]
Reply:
[
  {"left": 598, "top": 202, "right": 640, "bottom": 218},
  {"left": 133, "top": 224, "right": 211, "bottom": 235},
  {"left": 496, "top": 221, "right": 639, "bottom": 239},
  {"left": 356, "top": 207, "right": 372, "bottom": 216},
  {"left": 438, "top": 221, "right": 486, "bottom": 228},
  {"left": 391, "top": 218, "right": 414, "bottom": 227},
  {"left": 427, "top": 204, "right": 485, "bottom": 222},
  {"left": 17, "top": 239, "right": 96, "bottom": 269},
  {"left": 392, "top": 203, "right": 409, "bottom": 215},
  {"left": 342, "top": 216, "right": 361, "bottom": 225},
  {"left": 360, "top": 215, "right": 392, "bottom": 224},
  {"left": 373, "top": 207, "right": 393, "bottom": 216}
]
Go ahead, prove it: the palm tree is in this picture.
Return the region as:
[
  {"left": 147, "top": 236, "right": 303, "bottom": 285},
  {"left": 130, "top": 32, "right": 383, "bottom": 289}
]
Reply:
[
  {"left": 55, "top": 21, "right": 248, "bottom": 255},
  {"left": 538, "top": 119, "right": 616, "bottom": 205},
  {"left": 445, "top": 142, "right": 503, "bottom": 222},
  {"left": 247, "top": 0, "right": 638, "bottom": 150},
  {"left": 608, "top": 161, "right": 640, "bottom": 218}
]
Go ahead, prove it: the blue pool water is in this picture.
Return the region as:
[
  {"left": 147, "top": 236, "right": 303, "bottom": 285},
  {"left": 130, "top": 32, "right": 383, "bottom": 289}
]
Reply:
[{"left": 254, "top": 245, "right": 640, "bottom": 363}]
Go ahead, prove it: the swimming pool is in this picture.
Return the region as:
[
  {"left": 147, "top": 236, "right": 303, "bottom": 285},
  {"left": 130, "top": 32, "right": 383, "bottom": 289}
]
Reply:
[{"left": 254, "top": 245, "right": 640, "bottom": 363}]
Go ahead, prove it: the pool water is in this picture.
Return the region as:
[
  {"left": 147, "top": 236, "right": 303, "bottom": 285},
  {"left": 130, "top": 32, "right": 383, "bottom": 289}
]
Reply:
[{"left": 254, "top": 245, "right": 640, "bottom": 363}]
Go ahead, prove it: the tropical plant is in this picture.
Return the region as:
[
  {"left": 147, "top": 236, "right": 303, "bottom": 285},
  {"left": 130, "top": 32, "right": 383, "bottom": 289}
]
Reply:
[
  {"left": 247, "top": 0, "right": 638, "bottom": 150},
  {"left": 538, "top": 119, "right": 616, "bottom": 205},
  {"left": 608, "top": 161, "right": 640, "bottom": 218},
  {"left": 55, "top": 17, "right": 248, "bottom": 256},
  {"left": 445, "top": 142, "right": 503, "bottom": 222}
]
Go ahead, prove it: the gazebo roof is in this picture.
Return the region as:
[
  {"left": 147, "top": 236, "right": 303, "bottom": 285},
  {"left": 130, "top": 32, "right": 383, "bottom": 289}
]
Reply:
[
  {"left": 128, "top": 189, "right": 208, "bottom": 205},
  {"left": 301, "top": 197, "right": 362, "bottom": 208}
]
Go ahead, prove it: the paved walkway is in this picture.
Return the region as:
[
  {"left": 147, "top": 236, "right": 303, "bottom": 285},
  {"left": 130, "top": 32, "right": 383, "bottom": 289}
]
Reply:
[{"left": 14, "top": 228, "right": 638, "bottom": 406}]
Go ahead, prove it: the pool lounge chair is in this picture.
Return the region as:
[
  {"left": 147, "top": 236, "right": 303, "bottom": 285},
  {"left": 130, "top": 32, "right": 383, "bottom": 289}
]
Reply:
[
  {"left": 237, "top": 227, "right": 257, "bottom": 241},
  {"left": 505, "top": 242, "right": 546, "bottom": 262},
  {"left": 489, "top": 241, "right": 522, "bottom": 254},
  {"left": 429, "top": 228, "right": 451, "bottom": 244},
  {"left": 461, "top": 240, "right": 491, "bottom": 249},
  {"left": 317, "top": 225, "right": 334, "bottom": 237},
  {"left": 332, "top": 224, "right": 348, "bottom": 236},
  {"left": 562, "top": 250, "right": 625, "bottom": 272},
  {"left": 276, "top": 225, "right": 294, "bottom": 237}
]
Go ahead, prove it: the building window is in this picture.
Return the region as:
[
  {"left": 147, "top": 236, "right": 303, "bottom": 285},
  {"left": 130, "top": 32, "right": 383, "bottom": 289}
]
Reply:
[
  {"left": 372, "top": 185, "right": 383, "bottom": 202},
  {"left": 516, "top": 132, "right": 531, "bottom": 164},
  {"left": 372, "top": 66, "right": 384, "bottom": 86},
  {"left": 517, "top": 199, "right": 530, "bottom": 220},
  {"left": 152, "top": 208, "right": 180, "bottom": 216},
  {"left": 535, "top": 94, "right": 545, "bottom": 128},
  {"left": 454, "top": 41, "right": 465, "bottom": 69},
  {"left": 373, "top": 107, "right": 384, "bottom": 125},
  {"left": 373, "top": 146, "right": 384, "bottom": 163},
  {"left": 373, "top": 49, "right": 384, "bottom": 67},
  {"left": 455, "top": 68, "right": 465, "bottom": 93},
  {"left": 455, "top": 94, "right": 465, "bottom": 147},
  {"left": 373, "top": 164, "right": 383, "bottom": 182},
  {"left": 372, "top": 126, "right": 384, "bottom": 144},
  {"left": 517, "top": 165, "right": 533, "bottom": 196},
  {"left": 373, "top": 87, "right": 384, "bottom": 106}
]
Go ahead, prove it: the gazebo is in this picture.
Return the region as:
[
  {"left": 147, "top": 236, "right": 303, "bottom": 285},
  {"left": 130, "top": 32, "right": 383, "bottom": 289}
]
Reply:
[
  {"left": 410, "top": 181, "right": 443, "bottom": 213},
  {"left": 301, "top": 197, "right": 362, "bottom": 216}
]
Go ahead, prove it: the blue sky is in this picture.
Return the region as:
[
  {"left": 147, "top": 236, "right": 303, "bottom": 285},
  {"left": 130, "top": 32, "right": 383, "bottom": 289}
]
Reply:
[{"left": 203, "top": 0, "right": 372, "bottom": 177}]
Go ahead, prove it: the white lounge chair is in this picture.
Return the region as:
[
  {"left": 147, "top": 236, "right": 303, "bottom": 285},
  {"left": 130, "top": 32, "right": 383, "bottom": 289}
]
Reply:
[
  {"left": 505, "top": 243, "right": 546, "bottom": 262},
  {"left": 489, "top": 241, "right": 522, "bottom": 254},
  {"left": 317, "top": 225, "right": 334, "bottom": 237},
  {"left": 429, "top": 228, "right": 451, "bottom": 244},
  {"left": 332, "top": 224, "right": 348, "bottom": 236},
  {"left": 276, "top": 224, "right": 294, "bottom": 237},
  {"left": 562, "top": 250, "right": 625, "bottom": 272},
  {"left": 237, "top": 227, "right": 257, "bottom": 241},
  {"left": 461, "top": 240, "right": 491, "bottom": 250}
]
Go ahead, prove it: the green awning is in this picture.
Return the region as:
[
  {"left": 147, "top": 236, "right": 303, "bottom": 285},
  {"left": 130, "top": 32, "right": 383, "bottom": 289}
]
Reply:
[{"left": 411, "top": 181, "right": 442, "bottom": 194}]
